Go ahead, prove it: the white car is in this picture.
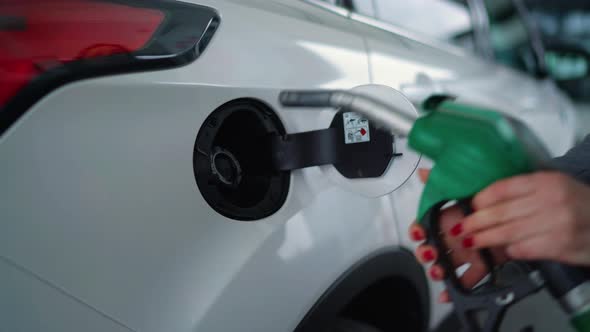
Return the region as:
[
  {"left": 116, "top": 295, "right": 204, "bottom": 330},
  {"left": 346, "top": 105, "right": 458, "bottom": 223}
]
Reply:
[{"left": 0, "top": 0, "right": 577, "bottom": 332}]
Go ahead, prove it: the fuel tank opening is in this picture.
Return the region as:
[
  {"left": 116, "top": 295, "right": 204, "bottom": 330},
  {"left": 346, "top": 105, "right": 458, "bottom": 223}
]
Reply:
[{"left": 193, "top": 99, "right": 290, "bottom": 221}]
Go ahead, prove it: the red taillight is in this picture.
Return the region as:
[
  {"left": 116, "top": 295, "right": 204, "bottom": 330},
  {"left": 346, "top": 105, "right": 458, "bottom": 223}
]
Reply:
[
  {"left": 0, "top": 59, "right": 36, "bottom": 109},
  {"left": 0, "top": 0, "right": 219, "bottom": 135},
  {"left": 0, "top": 0, "right": 164, "bottom": 106}
]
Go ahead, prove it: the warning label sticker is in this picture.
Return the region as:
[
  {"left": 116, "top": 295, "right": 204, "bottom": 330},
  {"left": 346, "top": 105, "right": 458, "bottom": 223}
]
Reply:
[{"left": 343, "top": 112, "right": 370, "bottom": 144}]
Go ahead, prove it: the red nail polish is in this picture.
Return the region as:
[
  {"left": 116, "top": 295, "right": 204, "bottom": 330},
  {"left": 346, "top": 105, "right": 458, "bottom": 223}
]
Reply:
[
  {"left": 450, "top": 223, "right": 463, "bottom": 236},
  {"left": 429, "top": 267, "right": 442, "bottom": 280},
  {"left": 462, "top": 237, "right": 475, "bottom": 248},
  {"left": 411, "top": 229, "right": 425, "bottom": 241},
  {"left": 422, "top": 249, "right": 435, "bottom": 261}
]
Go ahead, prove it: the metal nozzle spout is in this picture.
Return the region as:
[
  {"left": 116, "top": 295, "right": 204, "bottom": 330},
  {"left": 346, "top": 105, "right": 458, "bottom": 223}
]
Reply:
[{"left": 279, "top": 89, "right": 417, "bottom": 136}]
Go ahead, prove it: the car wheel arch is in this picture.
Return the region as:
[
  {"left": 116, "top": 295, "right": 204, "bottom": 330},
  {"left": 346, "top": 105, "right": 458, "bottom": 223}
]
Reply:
[{"left": 294, "top": 247, "right": 430, "bottom": 332}]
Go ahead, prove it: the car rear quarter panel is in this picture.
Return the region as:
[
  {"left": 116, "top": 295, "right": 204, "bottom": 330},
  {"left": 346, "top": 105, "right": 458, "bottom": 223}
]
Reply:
[{"left": 0, "top": 1, "right": 410, "bottom": 332}]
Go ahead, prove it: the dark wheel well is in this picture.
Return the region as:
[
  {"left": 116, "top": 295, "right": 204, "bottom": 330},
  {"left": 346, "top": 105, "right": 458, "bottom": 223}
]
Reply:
[
  {"left": 294, "top": 248, "right": 430, "bottom": 332},
  {"left": 340, "top": 276, "right": 423, "bottom": 331}
]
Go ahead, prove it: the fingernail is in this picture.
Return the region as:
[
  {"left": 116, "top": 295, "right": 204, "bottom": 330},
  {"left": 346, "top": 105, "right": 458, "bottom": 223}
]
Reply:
[
  {"left": 422, "top": 249, "right": 435, "bottom": 262},
  {"left": 429, "top": 267, "right": 443, "bottom": 280},
  {"left": 450, "top": 223, "right": 463, "bottom": 237},
  {"left": 411, "top": 229, "right": 425, "bottom": 241},
  {"left": 438, "top": 292, "right": 450, "bottom": 303},
  {"left": 462, "top": 237, "right": 475, "bottom": 248}
]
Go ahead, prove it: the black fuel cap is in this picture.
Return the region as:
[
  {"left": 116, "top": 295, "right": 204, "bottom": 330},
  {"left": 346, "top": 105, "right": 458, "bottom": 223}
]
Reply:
[{"left": 193, "top": 99, "right": 290, "bottom": 221}]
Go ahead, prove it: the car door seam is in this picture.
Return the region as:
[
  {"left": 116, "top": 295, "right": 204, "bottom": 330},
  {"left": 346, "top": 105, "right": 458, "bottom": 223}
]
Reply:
[{"left": 0, "top": 254, "right": 137, "bottom": 332}]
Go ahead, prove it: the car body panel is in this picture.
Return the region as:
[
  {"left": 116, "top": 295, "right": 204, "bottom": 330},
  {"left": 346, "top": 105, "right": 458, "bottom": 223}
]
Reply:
[
  {"left": 0, "top": 79, "right": 404, "bottom": 332},
  {"left": 0, "top": 258, "right": 134, "bottom": 332},
  {"left": 0, "top": 0, "right": 577, "bottom": 331}
]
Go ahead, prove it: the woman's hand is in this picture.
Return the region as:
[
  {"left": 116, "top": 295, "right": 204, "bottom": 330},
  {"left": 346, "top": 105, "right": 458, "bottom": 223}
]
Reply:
[
  {"left": 409, "top": 169, "right": 590, "bottom": 302},
  {"left": 456, "top": 171, "right": 590, "bottom": 266}
]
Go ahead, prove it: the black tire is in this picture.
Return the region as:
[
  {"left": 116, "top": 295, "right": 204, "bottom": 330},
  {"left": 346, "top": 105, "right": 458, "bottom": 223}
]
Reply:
[{"left": 330, "top": 318, "right": 385, "bottom": 332}]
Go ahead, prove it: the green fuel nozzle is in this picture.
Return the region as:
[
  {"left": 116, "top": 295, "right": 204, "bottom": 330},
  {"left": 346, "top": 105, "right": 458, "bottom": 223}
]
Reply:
[{"left": 280, "top": 87, "right": 590, "bottom": 332}]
